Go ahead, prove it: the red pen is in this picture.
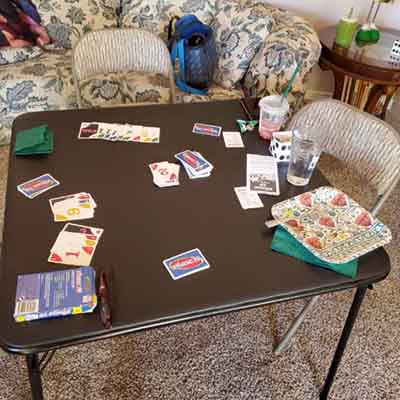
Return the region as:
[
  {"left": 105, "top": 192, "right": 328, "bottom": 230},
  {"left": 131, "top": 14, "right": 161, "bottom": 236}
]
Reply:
[{"left": 98, "top": 271, "right": 112, "bottom": 329}]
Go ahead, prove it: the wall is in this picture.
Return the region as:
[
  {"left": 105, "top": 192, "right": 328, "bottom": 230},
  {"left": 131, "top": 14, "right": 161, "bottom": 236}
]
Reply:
[{"left": 266, "top": 0, "right": 400, "bottom": 94}]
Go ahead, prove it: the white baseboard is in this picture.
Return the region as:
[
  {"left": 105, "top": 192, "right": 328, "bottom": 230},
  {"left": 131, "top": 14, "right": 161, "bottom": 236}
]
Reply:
[{"left": 305, "top": 89, "right": 333, "bottom": 102}]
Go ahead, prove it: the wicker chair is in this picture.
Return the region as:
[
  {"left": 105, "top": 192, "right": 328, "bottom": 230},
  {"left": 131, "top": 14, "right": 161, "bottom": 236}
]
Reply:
[
  {"left": 274, "top": 99, "right": 400, "bottom": 355},
  {"left": 72, "top": 29, "right": 176, "bottom": 107}
]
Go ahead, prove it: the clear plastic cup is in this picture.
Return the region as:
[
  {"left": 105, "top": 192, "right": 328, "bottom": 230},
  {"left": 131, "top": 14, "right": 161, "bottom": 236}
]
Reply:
[
  {"left": 287, "top": 127, "right": 321, "bottom": 186},
  {"left": 258, "top": 95, "right": 290, "bottom": 140}
]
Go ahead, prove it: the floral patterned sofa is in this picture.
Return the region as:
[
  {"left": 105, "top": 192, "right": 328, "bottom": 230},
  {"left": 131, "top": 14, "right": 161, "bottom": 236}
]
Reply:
[{"left": 0, "top": 0, "right": 321, "bottom": 145}]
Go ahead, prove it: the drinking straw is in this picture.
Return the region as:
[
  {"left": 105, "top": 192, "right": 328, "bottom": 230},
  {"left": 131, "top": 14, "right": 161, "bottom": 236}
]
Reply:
[{"left": 281, "top": 61, "right": 303, "bottom": 103}]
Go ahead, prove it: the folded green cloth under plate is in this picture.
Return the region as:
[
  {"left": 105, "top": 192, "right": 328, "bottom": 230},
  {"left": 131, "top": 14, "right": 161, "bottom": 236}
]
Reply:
[
  {"left": 15, "top": 124, "right": 54, "bottom": 155},
  {"left": 271, "top": 226, "right": 358, "bottom": 278}
]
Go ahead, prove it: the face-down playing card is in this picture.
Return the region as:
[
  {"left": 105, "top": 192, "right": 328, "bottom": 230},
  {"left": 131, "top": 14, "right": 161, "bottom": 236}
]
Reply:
[{"left": 163, "top": 248, "right": 210, "bottom": 280}]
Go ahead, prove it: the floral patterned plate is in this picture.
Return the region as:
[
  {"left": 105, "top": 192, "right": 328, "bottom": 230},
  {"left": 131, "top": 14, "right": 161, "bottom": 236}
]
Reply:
[{"left": 271, "top": 186, "right": 392, "bottom": 264}]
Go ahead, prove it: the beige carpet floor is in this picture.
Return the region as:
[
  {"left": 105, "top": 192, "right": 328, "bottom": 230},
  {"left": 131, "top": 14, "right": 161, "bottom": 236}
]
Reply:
[{"left": 0, "top": 144, "right": 399, "bottom": 400}]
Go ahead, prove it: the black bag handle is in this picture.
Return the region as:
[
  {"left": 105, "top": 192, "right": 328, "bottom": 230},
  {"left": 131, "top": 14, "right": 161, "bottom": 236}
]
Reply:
[{"left": 168, "top": 15, "right": 180, "bottom": 40}]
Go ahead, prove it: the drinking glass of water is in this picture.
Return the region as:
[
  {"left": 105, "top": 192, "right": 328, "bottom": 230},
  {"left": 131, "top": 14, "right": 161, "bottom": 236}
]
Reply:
[{"left": 287, "top": 127, "right": 321, "bottom": 186}]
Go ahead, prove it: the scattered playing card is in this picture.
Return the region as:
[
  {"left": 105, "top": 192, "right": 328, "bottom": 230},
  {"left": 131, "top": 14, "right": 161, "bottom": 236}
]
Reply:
[
  {"left": 49, "top": 192, "right": 97, "bottom": 222},
  {"left": 163, "top": 248, "right": 210, "bottom": 280},
  {"left": 223, "top": 131, "right": 244, "bottom": 148},
  {"left": 175, "top": 150, "right": 213, "bottom": 179},
  {"left": 234, "top": 187, "right": 264, "bottom": 209},
  {"left": 193, "top": 123, "right": 222, "bottom": 137},
  {"left": 48, "top": 223, "right": 103, "bottom": 266},
  {"left": 149, "top": 162, "right": 180, "bottom": 187},
  {"left": 141, "top": 127, "right": 160, "bottom": 143},
  {"left": 17, "top": 173, "right": 60, "bottom": 199}
]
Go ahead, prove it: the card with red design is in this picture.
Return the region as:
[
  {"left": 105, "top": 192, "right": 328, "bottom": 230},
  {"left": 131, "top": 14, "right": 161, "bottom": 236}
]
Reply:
[
  {"left": 48, "top": 223, "right": 104, "bottom": 266},
  {"left": 149, "top": 161, "right": 180, "bottom": 187}
]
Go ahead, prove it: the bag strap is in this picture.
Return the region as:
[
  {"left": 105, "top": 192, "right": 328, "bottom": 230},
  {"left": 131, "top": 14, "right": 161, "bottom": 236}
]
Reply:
[
  {"left": 170, "top": 39, "right": 208, "bottom": 96},
  {"left": 168, "top": 16, "right": 180, "bottom": 40}
]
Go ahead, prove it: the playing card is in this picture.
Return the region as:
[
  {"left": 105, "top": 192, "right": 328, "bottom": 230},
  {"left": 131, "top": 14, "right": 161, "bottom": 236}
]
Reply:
[
  {"left": 99, "top": 123, "right": 120, "bottom": 141},
  {"left": 175, "top": 150, "right": 213, "bottom": 174},
  {"left": 48, "top": 223, "right": 103, "bottom": 266},
  {"left": 109, "top": 124, "right": 127, "bottom": 141},
  {"left": 163, "top": 248, "right": 210, "bottom": 280},
  {"left": 179, "top": 152, "right": 210, "bottom": 179},
  {"left": 18, "top": 173, "right": 60, "bottom": 199},
  {"left": 234, "top": 187, "right": 264, "bottom": 209},
  {"left": 128, "top": 125, "right": 144, "bottom": 142},
  {"left": 78, "top": 122, "right": 101, "bottom": 139},
  {"left": 49, "top": 192, "right": 96, "bottom": 222},
  {"left": 223, "top": 131, "right": 244, "bottom": 148},
  {"left": 193, "top": 123, "right": 222, "bottom": 137},
  {"left": 141, "top": 127, "right": 160, "bottom": 143},
  {"left": 175, "top": 151, "right": 213, "bottom": 179},
  {"left": 149, "top": 162, "right": 180, "bottom": 187}
]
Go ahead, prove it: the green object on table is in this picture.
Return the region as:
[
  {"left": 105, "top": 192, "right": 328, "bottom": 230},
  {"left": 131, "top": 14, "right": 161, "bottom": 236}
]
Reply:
[
  {"left": 15, "top": 124, "right": 54, "bottom": 155},
  {"left": 335, "top": 17, "right": 358, "bottom": 48},
  {"left": 236, "top": 119, "right": 258, "bottom": 134},
  {"left": 356, "top": 23, "right": 380, "bottom": 46},
  {"left": 271, "top": 226, "right": 358, "bottom": 278}
]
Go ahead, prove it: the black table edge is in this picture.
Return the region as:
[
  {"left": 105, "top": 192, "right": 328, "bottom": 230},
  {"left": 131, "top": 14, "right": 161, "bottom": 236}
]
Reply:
[{"left": 0, "top": 267, "right": 388, "bottom": 355}]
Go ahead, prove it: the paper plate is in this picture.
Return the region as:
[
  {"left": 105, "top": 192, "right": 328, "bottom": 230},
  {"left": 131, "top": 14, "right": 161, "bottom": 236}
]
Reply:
[{"left": 271, "top": 186, "right": 392, "bottom": 264}]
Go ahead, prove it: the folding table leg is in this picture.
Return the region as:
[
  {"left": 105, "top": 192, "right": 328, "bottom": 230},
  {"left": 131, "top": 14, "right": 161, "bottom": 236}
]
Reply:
[
  {"left": 26, "top": 354, "right": 44, "bottom": 400},
  {"left": 320, "top": 286, "right": 367, "bottom": 400}
]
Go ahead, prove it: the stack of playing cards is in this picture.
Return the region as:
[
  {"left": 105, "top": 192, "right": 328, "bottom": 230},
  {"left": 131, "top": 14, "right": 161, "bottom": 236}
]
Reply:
[
  {"left": 18, "top": 173, "right": 60, "bottom": 199},
  {"left": 175, "top": 150, "right": 214, "bottom": 179},
  {"left": 193, "top": 123, "right": 222, "bottom": 137},
  {"left": 149, "top": 162, "right": 180, "bottom": 187},
  {"left": 48, "top": 223, "right": 104, "bottom": 266},
  {"left": 49, "top": 192, "right": 97, "bottom": 222},
  {"left": 78, "top": 122, "right": 160, "bottom": 143}
]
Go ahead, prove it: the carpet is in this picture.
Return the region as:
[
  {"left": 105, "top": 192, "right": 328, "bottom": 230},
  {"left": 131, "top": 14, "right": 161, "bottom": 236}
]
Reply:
[{"left": 0, "top": 145, "right": 399, "bottom": 400}]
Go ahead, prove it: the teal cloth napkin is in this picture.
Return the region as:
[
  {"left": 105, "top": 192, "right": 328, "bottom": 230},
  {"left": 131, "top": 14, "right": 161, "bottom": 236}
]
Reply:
[
  {"left": 271, "top": 226, "right": 358, "bottom": 278},
  {"left": 15, "top": 124, "right": 54, "bottom": 155}
]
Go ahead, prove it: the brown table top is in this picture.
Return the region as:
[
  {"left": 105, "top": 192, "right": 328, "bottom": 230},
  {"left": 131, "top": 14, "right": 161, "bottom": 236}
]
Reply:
[
  {"left": 0, "top": 100, "right": 390, "bottom": 355},
  {"left": 320, "top": 26, "right": 400, "bottom": 84},
  {"left": 320, "top": 26, "right": 400, "bottom": 71}
]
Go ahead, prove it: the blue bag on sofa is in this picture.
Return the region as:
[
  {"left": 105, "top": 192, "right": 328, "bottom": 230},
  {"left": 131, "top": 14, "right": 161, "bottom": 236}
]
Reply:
[{"left": 168, "top": 15, "right": 217, "bottom": 95}]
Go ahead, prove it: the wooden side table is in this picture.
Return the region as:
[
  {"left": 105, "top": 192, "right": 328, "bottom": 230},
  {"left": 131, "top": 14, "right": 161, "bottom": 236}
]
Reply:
[{"left": 319, "top": 26, "right": 400, "bottom": 118}]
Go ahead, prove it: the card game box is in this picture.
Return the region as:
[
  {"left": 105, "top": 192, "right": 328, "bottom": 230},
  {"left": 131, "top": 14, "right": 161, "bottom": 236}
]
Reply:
[{"left": 14, "top": 266, "right": 97, "bottom": 322}]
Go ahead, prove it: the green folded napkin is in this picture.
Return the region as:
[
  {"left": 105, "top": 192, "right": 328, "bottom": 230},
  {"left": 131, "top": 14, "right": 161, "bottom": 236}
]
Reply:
[
  {"left": 271, "top": 226, "right": 358, "bottom": 278},
  {"left": 15, "top": 124, "right": 54, "bottom": 155}
]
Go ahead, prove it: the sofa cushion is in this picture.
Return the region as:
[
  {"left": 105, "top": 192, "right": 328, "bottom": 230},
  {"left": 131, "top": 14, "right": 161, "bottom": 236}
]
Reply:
[
  {"left": 36, "top": 0, "right": 119, "bottom": 49},
  {"left": 0, "top": 47, "right": 43, "bottom": 66},
  {"left": 211, "top": 1, "right": 274, "bottom": 90},
  {"left": 119, "top": 0, "right": 217, "bottom": 41},
  {"left": 0, "top": 50, "right": 75, "bottom": 145},
  {"left": 176, "top": 84, "right": 243, "bottom": 103},
  {"left": 243, "top": 9, "right": 321, "bottom": 112},
  {"left": 79, "top": 71, "right": 172, "bottom": 108}
]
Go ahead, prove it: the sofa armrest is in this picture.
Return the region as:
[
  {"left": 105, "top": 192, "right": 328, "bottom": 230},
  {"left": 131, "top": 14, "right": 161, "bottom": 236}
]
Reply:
[
  {"left": 0, "top": 46, "right": 43, "bottom": 66},
  {"left": 243, "top": 11, "right": 321, "bottom": 111}
]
